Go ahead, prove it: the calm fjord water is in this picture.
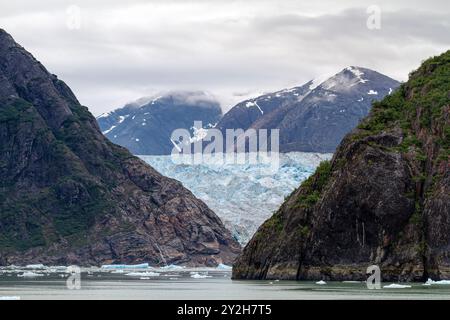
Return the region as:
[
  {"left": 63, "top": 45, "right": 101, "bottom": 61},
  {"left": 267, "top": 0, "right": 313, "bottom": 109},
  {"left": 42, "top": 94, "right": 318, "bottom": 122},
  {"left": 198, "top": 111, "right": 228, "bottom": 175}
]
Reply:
[{"left": 1, "top": 269, "right": 450, "bottom": 300}]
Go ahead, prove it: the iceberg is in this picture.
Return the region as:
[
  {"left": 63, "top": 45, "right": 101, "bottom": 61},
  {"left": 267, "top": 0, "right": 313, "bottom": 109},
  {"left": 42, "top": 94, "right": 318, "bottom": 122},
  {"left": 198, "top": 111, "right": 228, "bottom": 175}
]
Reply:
[
  {"left": 24, "top": 264, "right": 46, "bottom": 269},
  {"left": 18, "top": 271, "right": 44, "bottom": 278},
  {"left": 159, "top": 264, "right": 185, "bottom": 270},
  {"left": 0, "top": 296, "right": 21, "bottom": 300},
  {"left": 191, "top": 272, "right": 212, "bottom": 279},
  {"left": 383, "top": 284, "right": 412, "bottom": 289},
  {"left": 101, "top": 263, "right": 149, "bottom": 270},
  {"left": 216, "top": 264, "right": 232, "bottom": 270},
  {"left": 125, "top": 272, "right": 160, "bottom": 277},
  {"left": 423, "top": 278, "right": 450, "bottom": 285},
  {"left": 315, "top": 280, "right": 327, "bottom": 285}
]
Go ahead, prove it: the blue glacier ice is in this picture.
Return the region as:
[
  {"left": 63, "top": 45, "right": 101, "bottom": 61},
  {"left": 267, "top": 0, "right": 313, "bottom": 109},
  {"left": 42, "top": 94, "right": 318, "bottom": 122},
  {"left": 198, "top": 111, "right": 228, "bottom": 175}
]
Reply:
[
  {"left": 101, "top": 263, "right": 149, "bottom": 270},
  {"left": 139, "top": 152, "right": 332, "bottom": 244}
]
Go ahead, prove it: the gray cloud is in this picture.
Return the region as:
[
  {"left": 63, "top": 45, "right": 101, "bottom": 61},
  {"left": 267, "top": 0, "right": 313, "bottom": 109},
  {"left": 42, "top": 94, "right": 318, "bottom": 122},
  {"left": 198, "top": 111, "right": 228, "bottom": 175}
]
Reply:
[{"left": 1, "top": 0, "right": 449, "bottom": 115}]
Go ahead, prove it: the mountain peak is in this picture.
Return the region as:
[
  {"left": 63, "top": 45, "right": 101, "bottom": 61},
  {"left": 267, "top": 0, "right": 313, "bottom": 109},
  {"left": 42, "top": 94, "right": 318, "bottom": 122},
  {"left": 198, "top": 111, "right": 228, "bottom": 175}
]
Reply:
[{"left": 97, "top": 90, "right": 222, "bottom": 155}]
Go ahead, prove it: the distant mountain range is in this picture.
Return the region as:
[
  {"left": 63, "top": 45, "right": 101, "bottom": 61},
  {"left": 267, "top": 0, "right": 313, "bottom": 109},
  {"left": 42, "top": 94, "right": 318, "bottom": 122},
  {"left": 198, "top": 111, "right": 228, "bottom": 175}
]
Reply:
[
  {"left": 97, "top": 91, "right": 222, "bottom": 155},
  {"left": 98, "top": 68, "right": 399, "bottom": 155},
  {"left": 217, "top": 67, "right": 400, "bottom": 153}
]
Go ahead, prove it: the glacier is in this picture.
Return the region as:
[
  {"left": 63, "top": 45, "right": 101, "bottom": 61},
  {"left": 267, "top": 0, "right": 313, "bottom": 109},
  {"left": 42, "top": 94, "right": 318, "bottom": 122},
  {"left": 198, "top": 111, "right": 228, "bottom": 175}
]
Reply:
[{"left": 139, "top": 152, "right": 332, "bottom": 244}]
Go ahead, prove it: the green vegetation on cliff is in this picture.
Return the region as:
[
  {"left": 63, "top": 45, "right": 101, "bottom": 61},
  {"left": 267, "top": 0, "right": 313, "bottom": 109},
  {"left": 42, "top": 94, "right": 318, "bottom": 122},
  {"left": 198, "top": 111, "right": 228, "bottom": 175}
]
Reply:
[{"left": 233, "top": 51, "right": 450, "bottom": 282}]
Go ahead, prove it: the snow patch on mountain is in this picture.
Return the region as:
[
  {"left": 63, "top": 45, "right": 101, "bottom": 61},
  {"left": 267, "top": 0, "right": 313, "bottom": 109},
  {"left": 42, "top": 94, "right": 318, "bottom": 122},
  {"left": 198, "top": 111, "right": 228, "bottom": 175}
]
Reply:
[{"left": 245, "top": 100, "right": 264, "bottom": 114}]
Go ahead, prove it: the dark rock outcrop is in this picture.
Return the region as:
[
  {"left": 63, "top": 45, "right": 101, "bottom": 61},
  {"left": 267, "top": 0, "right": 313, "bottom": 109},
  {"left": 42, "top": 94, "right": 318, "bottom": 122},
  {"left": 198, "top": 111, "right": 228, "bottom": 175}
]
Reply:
[
  {"left": 233, "top": 51, "right": 449, "bottom": 282},
  {"left": 0, "top": 29, "right": 240, "bottom": 266},
  {"left": 97, "top": 91, "right": 222, "bottom": 155},
  {"left": 218, "top": 67, "right": 399, "bottom": 153}
]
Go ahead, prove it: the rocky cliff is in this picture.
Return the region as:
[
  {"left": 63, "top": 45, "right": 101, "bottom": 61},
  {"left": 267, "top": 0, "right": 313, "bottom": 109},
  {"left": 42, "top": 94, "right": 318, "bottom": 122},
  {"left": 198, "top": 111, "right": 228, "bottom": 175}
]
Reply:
[
  {"left": 233, "top": 51, "right": 449, "bottom": 282},
  {"left": 0, "top": 29, "right": 240, "bottom": 266}
]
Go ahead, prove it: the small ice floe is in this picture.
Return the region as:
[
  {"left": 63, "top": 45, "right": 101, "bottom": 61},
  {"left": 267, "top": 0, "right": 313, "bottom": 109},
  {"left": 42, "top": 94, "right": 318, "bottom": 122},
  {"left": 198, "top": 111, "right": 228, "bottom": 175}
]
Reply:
[
  {"left": 101, "top": 263, "right": 149, "bottom": 270},
  {"left": 0, "top": 296, "right": 21, "bottom": 300},
  {"left": 315, "top": 280, "right": 327, "bottom": 285},
  {"left": 367, "top": 90, "right": 378, "bottom": 95},
  {"left": 190, "top": 272, "right": 212, "bottom": 279},
  {"left": 423, "top": 278, "right": 450, "bottom": 286},
  {"left": 383, "top": 284, "right": 411, "bottom": 289},
  {"left": 159, "top": 264, "right": 184, "bottom": 271},
  {"left": 111, "top": 270, "right": 124, "bottom": 274},
  {"left": 140, "top": 277, "right": 150, "bottom": 280},
  {"left": 18, "top": 271, "right": 44, "bottom": 278},
  {"left": 216, "top": 264, "right": 232, "bottom": 270},
  {"left": 125, "top": 272, "right": 160, "bottom": 277},
  {"left": 25, "top": 264, "right": 46, "bottom": 269}
]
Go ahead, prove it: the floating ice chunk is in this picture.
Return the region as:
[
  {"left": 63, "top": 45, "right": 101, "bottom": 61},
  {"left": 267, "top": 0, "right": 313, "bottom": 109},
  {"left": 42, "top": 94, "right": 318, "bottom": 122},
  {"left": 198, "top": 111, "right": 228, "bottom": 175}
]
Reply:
[
  {"left": 18, "top": 271, "right": 44, "bottom": 278},
  {"left": 316, "top": 280, "right": 327, "bottom": 285},
  {"left": 0, "top": 296, "right": 21, "bottom": 300},
  {"left": 159, "top": 264, "right": 184, "bottom": 270},
  {"left": 216, "top": 264, "right": 232, "bottom": 270},
  {"left": 357, "top": 97, "right": 364, "bottom": 102},
  {"left": 367, "top": 90, "right": 378, "bottom": 95},
  {"left": 383, "top": 283, "right": 411, "bottom": 289},
  {"left": 423, "top": 278, "right": 450, "bottom": 285},
  {"left": 101, "top": 263, "right": 149, "bottom": 270},
  {"left": 191, "top": 272, "right": 212, "bottom": 279},
  {"left": 125, "top": 272, "right": 160, "bottom": 277},
  {"left": 135, "top": 138, "right": 140, "bottom": 142},
  {"left": 388, "top": 88, "right": 393, "bottom": 94},
  {"left": 25, "top": 264, "right": 46, "bottom": 269},
  {"left": 111, "top": 270, "right": 124, "bottom": 274},
  {"left": 140, "top": 277, "right": 150, "bottom": 280}
]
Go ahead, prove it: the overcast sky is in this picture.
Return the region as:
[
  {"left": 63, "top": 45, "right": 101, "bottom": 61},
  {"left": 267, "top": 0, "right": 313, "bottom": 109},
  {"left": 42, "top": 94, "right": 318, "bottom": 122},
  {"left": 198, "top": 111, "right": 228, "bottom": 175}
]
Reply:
[{"left": 1, "top": 0, "right": 449, "bottom": 115}]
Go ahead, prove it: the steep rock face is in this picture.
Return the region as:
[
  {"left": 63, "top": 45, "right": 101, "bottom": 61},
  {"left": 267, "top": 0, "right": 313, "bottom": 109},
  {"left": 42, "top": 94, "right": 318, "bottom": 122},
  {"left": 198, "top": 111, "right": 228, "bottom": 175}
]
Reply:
[
  {"left": 233, "top": 51, "right": 449, "bottom": 282},
  {"left": 0, "top": 29, "right": 240, "bottom": 266},
  {"left": 217, "top": 68, "right": 399, "bottom": 153},
  {"left": 97, "top": 91, "right": 222, "bottom": 155}
]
